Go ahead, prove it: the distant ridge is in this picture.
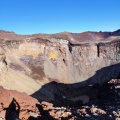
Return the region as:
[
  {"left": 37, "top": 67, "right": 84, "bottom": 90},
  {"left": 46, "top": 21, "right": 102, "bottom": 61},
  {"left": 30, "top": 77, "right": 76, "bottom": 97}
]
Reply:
[{"left": 0, "top": 29, "right": 120, "bottom": 43}]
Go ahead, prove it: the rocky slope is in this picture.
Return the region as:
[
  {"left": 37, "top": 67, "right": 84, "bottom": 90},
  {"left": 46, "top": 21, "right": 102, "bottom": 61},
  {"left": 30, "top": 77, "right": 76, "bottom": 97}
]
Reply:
[
  {"left": 0, "top": 86, "right": 69, "bottom": 120},
  {"left": 0, "top": 86, "right": 40, "bottom": 119},
  {"left": 0, "top": 29, "right": 120, "bottom": 103},
  {"left": 0, "top": 79, "right": 119, "bottom": 120}
]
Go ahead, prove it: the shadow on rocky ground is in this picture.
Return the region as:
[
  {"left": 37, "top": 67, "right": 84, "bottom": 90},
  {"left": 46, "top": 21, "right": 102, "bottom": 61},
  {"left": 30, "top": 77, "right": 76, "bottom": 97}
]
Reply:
[
  {"left": 32, "top": 63, "right": 120, "bottom": 103},
  {"left": 30, "top": 79, "right": 120, "bottom": 120},
  {"left": 5, "top": 98, "right": 20, "bottom": 120},
  {"left": 30, "top": 63, "right": 120, "bottom": 120},
  {"left": 28, "top": 104, "right": 56, "bottom": 120}
]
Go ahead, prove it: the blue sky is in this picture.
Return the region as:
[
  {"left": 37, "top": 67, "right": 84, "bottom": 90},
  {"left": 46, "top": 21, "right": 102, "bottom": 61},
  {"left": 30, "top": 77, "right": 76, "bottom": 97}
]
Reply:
[{"left": 0, "top": 0, "right": 120, "bottom": 34}]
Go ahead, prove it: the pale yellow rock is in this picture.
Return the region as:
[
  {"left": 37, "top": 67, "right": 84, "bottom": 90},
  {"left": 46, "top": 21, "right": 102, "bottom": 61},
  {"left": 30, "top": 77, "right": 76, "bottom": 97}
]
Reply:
[{"left": 48, "top": 50, "right": 58, "bottom": 60}]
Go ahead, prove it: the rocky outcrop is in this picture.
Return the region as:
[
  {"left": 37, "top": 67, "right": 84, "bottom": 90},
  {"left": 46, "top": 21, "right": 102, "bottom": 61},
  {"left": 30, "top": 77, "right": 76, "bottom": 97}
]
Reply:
[
  {"left": 0, "top": 47, "right": 7, "bottom": 72},
  {"left": 0, "top": 30, "right": 120, "bottom": 103}
]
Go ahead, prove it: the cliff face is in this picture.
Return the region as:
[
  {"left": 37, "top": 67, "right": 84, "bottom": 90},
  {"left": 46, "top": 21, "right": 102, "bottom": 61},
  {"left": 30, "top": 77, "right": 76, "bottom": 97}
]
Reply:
[
  {"left": 69, "top": 41, "right": 120, "bottom": 84},
  {"left": 0, "top": 30, "right": 120, "bottom": 102}
]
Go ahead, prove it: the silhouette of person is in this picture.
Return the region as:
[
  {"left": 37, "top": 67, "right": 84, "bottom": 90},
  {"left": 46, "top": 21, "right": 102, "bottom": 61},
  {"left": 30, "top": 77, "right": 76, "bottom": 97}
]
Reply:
[
  {"left": 35, "top": 104, "right": 56, "bottom": 120},
  {"left": 5, "top": 98, "right": 20, "bottom": 120}
]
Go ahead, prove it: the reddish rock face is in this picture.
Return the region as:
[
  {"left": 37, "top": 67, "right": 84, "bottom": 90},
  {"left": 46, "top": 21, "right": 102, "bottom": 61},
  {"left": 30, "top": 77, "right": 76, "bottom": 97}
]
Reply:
[
  {"left": 0, "top": 87, "right": 75, "bottom": 120},
  {"left": 0, "top": 86, "right": 40, "bottom": 119}
]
